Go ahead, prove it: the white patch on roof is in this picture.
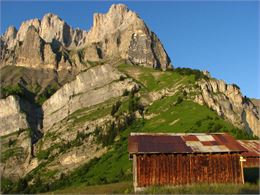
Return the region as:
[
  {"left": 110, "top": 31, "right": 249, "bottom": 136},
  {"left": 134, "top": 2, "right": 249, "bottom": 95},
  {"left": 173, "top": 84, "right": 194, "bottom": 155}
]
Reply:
[{"left": 196, "top": 135, "right": 214, "bottom": 141}]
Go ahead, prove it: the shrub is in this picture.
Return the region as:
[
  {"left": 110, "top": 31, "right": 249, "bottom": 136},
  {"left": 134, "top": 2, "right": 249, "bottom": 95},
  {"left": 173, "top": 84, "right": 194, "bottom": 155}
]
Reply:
[
  {"left": 176, "top": 96, "right": 183, "bottom": 105},
  {"left": 8, "top": 139, "right": 15, "bottom": 147},
  {"left": 16, "top": 178, "right": 28, "bottom": 193},
  {"left": 36, "top": 150, "right": 50, "bottom": 160},
  {"left": 122, "top": 89, "right": 129, "bottom": 96},
  {"left": 174, "top": 67, "right": 208, "bottom": 81},
  {"left": 128, "top": 92, "right": 140, "bottom": 113},
  {"left": 212, "top": 123, "right": 224, "bottom": 132},
  {"left": 195, "top": 120, "right": 202, "bottom": 127},
  {"left": 101, "top": 122, "right": 118, "bottom": 146},
  {"left": 111, "top": 101, "right": 121, "bottom": 116},
  {"left": 119, "top": 75, "right": 125, "bottom": 81},
  {"left": 36, "top": 83, "right": 58, "bottom": 105},
  {"left": 1, "top": 84, "right": 24, "bottom": 98}
]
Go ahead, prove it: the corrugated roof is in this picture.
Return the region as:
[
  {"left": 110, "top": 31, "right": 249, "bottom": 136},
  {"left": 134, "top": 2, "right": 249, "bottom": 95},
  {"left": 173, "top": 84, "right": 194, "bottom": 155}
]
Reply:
[
  {"left": 238, "top": 140, "right": 260, "bottom": 157},
  {"left": 128, "top": 133, "right": 247, "bottom": 154}
]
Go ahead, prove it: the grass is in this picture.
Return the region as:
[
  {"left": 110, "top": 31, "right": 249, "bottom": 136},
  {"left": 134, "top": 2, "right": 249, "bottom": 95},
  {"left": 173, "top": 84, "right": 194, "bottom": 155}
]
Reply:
[
  {"left": 142, "top": 183, "right": 260, "bottom": 194},
  {"left": 3, "top": 64, "right": 257, "bottom": 194},
  {"left": 1, "top": 147, "right": 24, "bottom": 163},
  {"left": 31, "top": 94, "right": 254, "bottom": 193},
  {"left": 73, "top": 105, "right": 112, "bottom": 124},
  {"left": 48, "top": 182, "right": 260, "bottom": 194},
  {"left": 142, "top": 96, "right": 254, "bottom": 139},
  {"left": 51, "top": 181, "right": 132, "bottom": 194},
  {"left": 69, "top": 97, "right": 128, "bottom": 124},
  {"left": 118, "top": 64, "right": 194, "bottom": 92}
]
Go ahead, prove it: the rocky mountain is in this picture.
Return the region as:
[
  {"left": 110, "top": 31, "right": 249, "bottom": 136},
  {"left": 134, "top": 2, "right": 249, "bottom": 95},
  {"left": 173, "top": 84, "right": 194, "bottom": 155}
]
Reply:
[
  {"left": 194, "top": 78, "right": 259, "bottom": 137},
  {"left": 1, "top": 4, "right": 171, "bottom": 71},
  {"left": 0, "top": 4, "right": 259, "bottom": 194}
]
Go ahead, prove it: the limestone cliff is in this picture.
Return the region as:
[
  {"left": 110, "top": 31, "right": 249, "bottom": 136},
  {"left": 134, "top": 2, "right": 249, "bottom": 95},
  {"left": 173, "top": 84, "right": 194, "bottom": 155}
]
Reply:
[
  {"left": 42, "top": 64, "right": 139, "bottom": 131},
  {"left": 85, "top": 4, "right": 171, "bottom": 69},
  {"left": 0, "top": 96, "right": 39, "bottom": 179},
  {"left": 1, "top": 4, "right": 171, "bottom": 71},
  {"left": 0, "top": 95, "right": 42, "bottom": 141},
  {"left": 194, "top": 79, "right": 260, "bottom": 137},
  {"left": 0, "top": 96, "right": 29, "bottom": 136}
]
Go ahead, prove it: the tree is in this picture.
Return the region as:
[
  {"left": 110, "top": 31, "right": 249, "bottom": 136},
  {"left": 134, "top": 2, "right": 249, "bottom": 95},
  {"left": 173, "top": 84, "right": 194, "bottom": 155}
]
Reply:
[
  {"left": 111, "top": 101, "right": 121, "bottom": 116},
  {"left": 16, "top": 178, "right": 28, "bottom": 193}
]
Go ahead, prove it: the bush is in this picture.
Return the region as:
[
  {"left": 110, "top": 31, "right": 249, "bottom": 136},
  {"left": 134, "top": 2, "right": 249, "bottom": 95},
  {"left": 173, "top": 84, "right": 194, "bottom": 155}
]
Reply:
[
  {"left": 195, "top": 120, "right": 202, "bottom": 127},
  {"left": 36, "top": 150, "right": 50, "bottom": 160},
  {"left": 119, "top": 75, "right": 125, "bottom": 81},
  {"left": 128, "top": 92, "right": 140, "bottom": 113},
  {"left": 1, "top": 177, "right": 14, "bottom": 194},
  {"left": 8, "top": 139, "right": 16, "bottom": 147},
  {"left": 212, "top": 123, "right": 224, "bottom": 132},
  {"left": 36, "top": 83, "right": 58, "bottom": 105},
  {"left": 1, "top": 84, "right": 24, "bottom": 98},
  {"left": 16, "top": 178, "right": 28, "bottom": 193},
  {"left": 111, "top": 101, "right": 121, "bottom": 116},
  {"left": 122, "top": 89, "right": 129, "bottom": 96},
  {"left": 101, "top": 122, "right": 118, "bottom": 146},
  {"left": 174, "top": 67, "right": 208, "bottom": 81},
  {"left": 176, "top": 96, "right": 183, "bottom": 105}
]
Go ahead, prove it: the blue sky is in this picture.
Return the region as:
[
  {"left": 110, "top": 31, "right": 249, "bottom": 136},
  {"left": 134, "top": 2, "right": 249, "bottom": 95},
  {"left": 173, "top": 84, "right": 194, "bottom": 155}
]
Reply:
[{"left": 1, "top": 1, "right": 259, "bottom": 98}]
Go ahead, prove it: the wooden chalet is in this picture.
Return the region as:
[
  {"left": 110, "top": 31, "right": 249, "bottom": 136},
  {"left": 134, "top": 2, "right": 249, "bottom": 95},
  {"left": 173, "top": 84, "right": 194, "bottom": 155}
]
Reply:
[{"left": 128, "top": 133, "right": 248, "bottom": 191}]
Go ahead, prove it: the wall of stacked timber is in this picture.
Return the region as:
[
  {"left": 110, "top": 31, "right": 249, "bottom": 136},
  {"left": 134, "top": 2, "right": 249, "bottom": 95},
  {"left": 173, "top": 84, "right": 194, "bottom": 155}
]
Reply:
[{"left": 134, "top": 153, "right": 243, "bottom": 188}]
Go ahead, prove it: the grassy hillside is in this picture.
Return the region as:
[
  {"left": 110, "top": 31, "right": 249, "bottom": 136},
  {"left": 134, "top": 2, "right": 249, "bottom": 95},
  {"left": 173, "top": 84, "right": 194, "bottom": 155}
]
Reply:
[
  {"left": 1, "top": 64, "right": 257, "bottom": 194},
  {"left": 44, "top": 98, "right": 253, "bottom": 191}
]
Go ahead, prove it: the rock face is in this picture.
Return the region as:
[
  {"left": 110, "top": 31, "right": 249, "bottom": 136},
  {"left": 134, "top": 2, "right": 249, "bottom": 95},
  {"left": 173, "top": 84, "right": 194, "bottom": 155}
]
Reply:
[
  {"left": 0, "top": 95, "right": 42, "bottom": 142},
  {"left": 195, "top": 79, "right": 260, "bottom": 137},
  {"left": 1, "top": 4, "right": 171, "bottom": 70},
  {"left": 0, "top": 96, "right": 39, "bottom": 179},
  {"left": 0, "top": 129, "right": 33, "bottom": 179},
  {"left": 42, "top": 64, "right": 139, "bottom": 130},
  {"left": 85, "top": 4, "right": 171, "bottom": 69},
  {"left": 16, "top": 26, "right": 45, "bottom": 68},
  {"left": 0, "top": 96, "right": 29, "bottom": 136}
]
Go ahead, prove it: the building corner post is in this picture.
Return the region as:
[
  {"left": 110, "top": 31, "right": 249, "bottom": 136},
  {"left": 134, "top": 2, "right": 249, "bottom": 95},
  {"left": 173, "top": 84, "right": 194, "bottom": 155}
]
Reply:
[
  {"left": 133, "top": 154, "right": 138, "bottom": 192},
  {"left": 240, "top": 156, "right": 246, "bottom": 184}
]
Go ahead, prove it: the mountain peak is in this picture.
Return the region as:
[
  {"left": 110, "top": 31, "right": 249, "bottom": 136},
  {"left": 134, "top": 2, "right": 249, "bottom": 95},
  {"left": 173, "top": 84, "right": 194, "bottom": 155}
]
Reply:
[
  {"left": 1, "top": 4, "right": 171, "bottom": 70},
  {"left": 108, "top": 3, "right": 129, "bottom": 14},
  {"left": 87, "top": 3, "right": 171, "bottom": 69}
]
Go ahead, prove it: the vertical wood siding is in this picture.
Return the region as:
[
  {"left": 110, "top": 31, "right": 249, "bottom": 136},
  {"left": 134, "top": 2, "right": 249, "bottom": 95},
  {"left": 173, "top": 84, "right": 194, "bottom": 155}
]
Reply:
[
  {"left": 136, "top": 153, "right": 243, "bottom": 187},
  {"left": 243, "top": 157, "right": 260, "bottom": 168}
]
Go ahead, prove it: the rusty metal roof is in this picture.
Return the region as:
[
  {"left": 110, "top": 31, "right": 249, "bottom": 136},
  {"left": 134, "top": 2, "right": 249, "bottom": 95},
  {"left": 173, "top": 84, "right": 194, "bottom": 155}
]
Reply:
[
  {"left": 238, "top": 140, "right": 260, "bottom": 157},
  {"left": 128, "top": 133, "right": 247, "bottom": 154}
]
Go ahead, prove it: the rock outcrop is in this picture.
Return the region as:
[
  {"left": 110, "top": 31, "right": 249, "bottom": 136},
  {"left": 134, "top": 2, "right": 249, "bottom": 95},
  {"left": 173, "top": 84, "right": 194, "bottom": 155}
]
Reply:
[
  {"left": 1, "top": 4, "right": 171, "bottom": 70},
  {"left": 42, "top": 64, "right": 139, "bottom": 130},
  {"left": 0, "top": 129, "right": 33, "bottom": 180},
  {"left": 16, "top": 26, "right": 45, "bottom": 68},
  {"left": 0, "top": 95, "right": 42, "bottom": 142},
  {"left": 195, "top": 79, "right": 260, "bottom": 137},
  {"left": 85, "top": 4, "right": 171, "bottom": 69},
  {"left": 0, "top": 96, "right": 29, "bottom": 136}
]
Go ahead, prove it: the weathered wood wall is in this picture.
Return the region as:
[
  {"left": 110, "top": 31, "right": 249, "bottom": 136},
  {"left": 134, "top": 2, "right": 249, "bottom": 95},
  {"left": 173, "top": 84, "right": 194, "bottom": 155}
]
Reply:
[
  {"left": 243, "top": 157, "right": 260, "bottom": 168},
  {"left": 135, "top": 153, "right": 243, "bottom": 187}
]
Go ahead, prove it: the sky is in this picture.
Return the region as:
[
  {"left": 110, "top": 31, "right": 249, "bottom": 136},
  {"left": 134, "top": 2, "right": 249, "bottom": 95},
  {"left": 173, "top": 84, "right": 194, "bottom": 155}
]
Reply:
[{"left": 1, "top": 0, "right": 259, "bottom": 98}]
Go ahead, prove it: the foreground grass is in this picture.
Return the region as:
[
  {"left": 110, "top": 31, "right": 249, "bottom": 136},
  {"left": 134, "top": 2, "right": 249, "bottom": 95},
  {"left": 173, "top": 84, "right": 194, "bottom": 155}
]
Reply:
[
  {"left": 50, "top": 182, "right": 259, "bottom": 194},
  {"left": 143, "top": 183, "right": 260, "bottom": 194},
  {"left": 51, "top": 182, "right": 132, "bottom": 194}
]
